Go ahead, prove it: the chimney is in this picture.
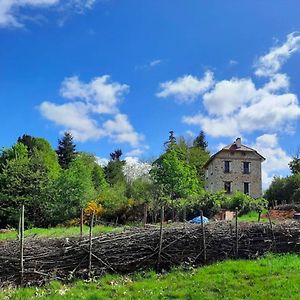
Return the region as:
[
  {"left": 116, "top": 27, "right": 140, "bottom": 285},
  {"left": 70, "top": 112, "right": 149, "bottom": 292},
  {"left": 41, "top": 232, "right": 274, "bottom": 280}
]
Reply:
[{"left": 236, "top": 137, "right": 241, "bottom": 148}]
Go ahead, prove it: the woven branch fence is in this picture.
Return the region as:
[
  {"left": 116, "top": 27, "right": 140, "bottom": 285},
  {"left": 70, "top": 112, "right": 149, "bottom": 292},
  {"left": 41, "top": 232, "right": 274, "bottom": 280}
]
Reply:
[{"left": 0, "top": 221, "right": 299, "bottom": 287}]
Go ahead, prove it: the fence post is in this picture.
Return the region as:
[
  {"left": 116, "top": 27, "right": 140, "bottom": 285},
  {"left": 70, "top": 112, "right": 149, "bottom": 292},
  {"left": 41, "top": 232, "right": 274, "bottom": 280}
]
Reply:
[
  {"left": 157, "top": 205, "right": 164, "bottom": 271},
  {"left": 19, "top": 205, "right": 25, "bottom": 286},
  {"left": 88, "top": 211, "right": 95, "bottom": 278},
  {"left": 235, "top": 207, "right": 238, "bottom": 259},
  {"left": 257, "top": 209, "right": 262, "bottom": 222},
  {"left": 267, "top": 210, "right": 276, "bottom": 251},
  {"left": 80, "top": 208, "right": 84, "bottom": 239},
  {"left": 143, "top": 203, "right": 148, "bottom": 228},
  {"left": 200, "top": 210, "right": 207, "bottom": 264}
]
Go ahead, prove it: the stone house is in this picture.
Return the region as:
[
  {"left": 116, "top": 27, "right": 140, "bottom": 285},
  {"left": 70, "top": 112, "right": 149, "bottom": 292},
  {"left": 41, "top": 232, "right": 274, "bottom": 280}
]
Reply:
[{"left": 204, "top": 138, "right": 265, "bottom": 198}]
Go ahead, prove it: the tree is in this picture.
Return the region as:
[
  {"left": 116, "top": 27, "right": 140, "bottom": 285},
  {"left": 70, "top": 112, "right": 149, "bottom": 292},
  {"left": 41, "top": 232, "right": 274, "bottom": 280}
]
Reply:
[
  {"left": 56, "top": 132, "right": 77, "bottom": 169},
  {"left": 110, "top": 149, "right": 123, "bottom": 161},
  {"left": 193, "top": 130, "right": 208, "bottom": 150},
  {"left": 105, "top": 149, "right": 126, "bottom": 185},
  {"left": 151, "top": 148, "right": 200, "bottom": 199},
  {"left": 289, "top": 149, "right": 300, "bottom": 174},
  {"left": 164, "top": 130, "right": 176, "bottom": 150},
  {"left": 17, "top": 134, "right": 36, "bottom": 156}
]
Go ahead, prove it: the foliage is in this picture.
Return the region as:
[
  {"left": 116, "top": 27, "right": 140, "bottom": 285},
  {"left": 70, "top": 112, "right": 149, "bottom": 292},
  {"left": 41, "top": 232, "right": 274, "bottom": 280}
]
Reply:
[
  {"left": 56, "top": 132, "right": 77, "bottom": 169},
  {"left": 105, "top": 149, "right": 126, "bottom": 185},
  {"left": 84, "top": 201, "right": 104, "bottom": 217},
  {"left": 224, "top": 192, "right": 268, "bottom": 214},
  {"left": 151, "top": 148, "right": 200, "bottom": 199},
  {"left": 289, "top": 150, "right": 300, "bottom": 174},
  {"left": 0, "top": 136, "right": 108, "bottom": 228},
  {"left": 0, "top": 225, "right": 121, "bottom": 241},
  {"left": 193, "top": 130, "right": 208, "bottom": 150},
  {"left": 1, "top": 255, "right": 300, "bottom": 299},
  {"left": 264, "top": 174, "right": 300, "bottom": 204}
]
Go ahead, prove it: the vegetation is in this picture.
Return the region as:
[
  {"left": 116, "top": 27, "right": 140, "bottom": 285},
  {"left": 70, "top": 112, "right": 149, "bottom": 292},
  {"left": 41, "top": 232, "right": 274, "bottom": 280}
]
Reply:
[
  {"left": 0, "top": 254, "right": 299, "bottom": 299},
  {"left": 0, "top": 225, "right": 121, "bottom": 241},
  {"left": 264, "top": 174, "right": 300, "bottom": 205}
]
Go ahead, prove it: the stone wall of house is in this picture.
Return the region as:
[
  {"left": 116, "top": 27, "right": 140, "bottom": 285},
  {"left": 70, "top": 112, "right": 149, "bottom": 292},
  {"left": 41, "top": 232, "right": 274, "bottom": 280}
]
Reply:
[{"left": 205, "top": 149, "right": 263, "bottom": 198}]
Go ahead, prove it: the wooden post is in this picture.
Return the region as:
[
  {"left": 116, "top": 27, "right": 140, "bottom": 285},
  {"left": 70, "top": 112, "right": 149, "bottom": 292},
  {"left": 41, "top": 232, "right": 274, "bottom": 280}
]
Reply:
[
  {"left": 143, "top": 203, "right": 148, "bottom": 228},
  {"left": 80, "top": 208, "right": 84, "bottom": 239},
  {"left": 157, "top": 206, "right": 164, "bottom": 271},
  {"left": 267, "top": 210, "right": 276, "bottom": 251},
  {"left": 183, "top": 207, "right": 187, "bottom": 222},
  {"left": 235, "top": 207, "right": 238, "bottom": 259},
  {"left": 257, "top": 209, "right": 262, "bottom": 222},
  {"left": 88, "top": 211, "right": 95, "bottom": 278},
  {"left": 20, "top": 205, "right": 25, "bottom": 286},
  {"left": 200, "top": 210, "right": 207, "bottom": 264}
]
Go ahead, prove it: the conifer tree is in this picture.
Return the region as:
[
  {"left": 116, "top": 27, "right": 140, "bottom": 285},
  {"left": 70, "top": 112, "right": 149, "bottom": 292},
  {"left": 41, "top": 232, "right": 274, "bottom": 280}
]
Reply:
[
  {"left": 193, "top": 130, "right": 208, "bottom": 150},
  {"left": 56, "top": 132, "right": 77, "bottom": 169}
]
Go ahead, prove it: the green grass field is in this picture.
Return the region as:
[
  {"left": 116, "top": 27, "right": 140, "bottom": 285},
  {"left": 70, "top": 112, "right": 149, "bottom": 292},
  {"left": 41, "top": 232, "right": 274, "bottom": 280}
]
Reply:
[
  {"left": 0, "top": 225, "right": 122, "bottom": 241},
  {"left": 1, "top": 254, "right": 299, "bottom": 300},
  {"left": 238, "top": 210, "right": 268, "bottom": 222}
]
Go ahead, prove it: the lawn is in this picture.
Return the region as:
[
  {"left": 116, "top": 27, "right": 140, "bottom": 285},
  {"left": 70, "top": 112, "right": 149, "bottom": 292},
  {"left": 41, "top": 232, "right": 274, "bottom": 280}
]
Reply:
[
  {"left": 238, "top": 210, "right": 268, "bottom": 222},
  {"left": 1, "top": 254, "right": 299, "bottom": 299},
  {"left": 0, "top": 225, "right": 123, "bottom": 241}
]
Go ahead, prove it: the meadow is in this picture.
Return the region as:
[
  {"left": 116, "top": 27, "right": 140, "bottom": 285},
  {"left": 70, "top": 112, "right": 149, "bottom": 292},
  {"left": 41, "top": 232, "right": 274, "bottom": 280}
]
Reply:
[{"left": 0, "top": 254, "right": 299, "bottom": 299}]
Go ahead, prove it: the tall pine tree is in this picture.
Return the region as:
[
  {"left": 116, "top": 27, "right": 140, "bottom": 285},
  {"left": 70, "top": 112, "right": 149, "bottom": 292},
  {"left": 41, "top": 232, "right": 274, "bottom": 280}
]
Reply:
[
  {"left": 193, "top": 130, "right": 208, "bottom": 150},
  {"left": 56, "top": 132, "right": 77, "bottom": 169}
]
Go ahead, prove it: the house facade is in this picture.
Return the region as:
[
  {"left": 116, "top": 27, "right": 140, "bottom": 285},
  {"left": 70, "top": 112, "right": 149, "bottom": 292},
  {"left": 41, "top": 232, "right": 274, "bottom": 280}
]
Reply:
[{"left": 204, "top": 138, "right": 265, "bottom": 198}]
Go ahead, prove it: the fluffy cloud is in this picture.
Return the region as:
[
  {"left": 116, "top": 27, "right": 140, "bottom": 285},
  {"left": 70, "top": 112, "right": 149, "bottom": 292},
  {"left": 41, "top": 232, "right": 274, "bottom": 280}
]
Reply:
[
  {"left": 103, "top": 114, "right": 144, "bottom": 147},
  {"left": 255, "top": 32, "right": 300, "bottom": 77},
  {"left": 60, "top": 75, "right": 129, "bottom": 114},
  {"left": 203, "top": 78, "right": 256, "bottom": 116},
  {"left": 39, "top": 101, "right": 105, "bottom": 141},
  {"left": 181, "top": 36, "right": 300, "bottom": 138},
  {"left": 252, "top": 134, "right": 291, "bottom": 189},
  {"left": 39, "top": 75, "right": 144, "bottom": 148},
  {"left": 0, "top": 0, "right": 97, "bottom": 27},
  {"left": 157, "top": 71, "right": 214, "bottom": 102},
  {"left": 183, "top": 80, "right": 300, "bottom": 138}
]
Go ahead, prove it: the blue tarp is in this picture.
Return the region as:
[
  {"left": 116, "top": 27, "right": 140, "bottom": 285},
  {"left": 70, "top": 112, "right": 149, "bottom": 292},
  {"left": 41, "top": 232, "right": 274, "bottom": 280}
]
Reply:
[{"left": 189, "top": 216, "right": 209, "bottom": 224}]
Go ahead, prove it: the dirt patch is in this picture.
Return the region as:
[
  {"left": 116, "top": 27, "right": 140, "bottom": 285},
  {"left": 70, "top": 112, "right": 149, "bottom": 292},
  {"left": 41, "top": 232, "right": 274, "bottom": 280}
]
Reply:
[{"left": 263, "top": 209, "right": 296, "bottom": 220}]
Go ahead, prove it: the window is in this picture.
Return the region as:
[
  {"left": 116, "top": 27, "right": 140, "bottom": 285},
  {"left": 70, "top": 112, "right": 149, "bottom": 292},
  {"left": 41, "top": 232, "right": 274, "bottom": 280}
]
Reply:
[
  {"left": 244, "top": 182, "right": 250, "bottom": 195},
  {"left": 224, "top": 181, "right": 231, "bottom": 194},
  {"left": 224, "top": 161, "right": 231, "bottom": 173},
  {"left": 243, "top": 162, "right": 250, "bottom": 174}
]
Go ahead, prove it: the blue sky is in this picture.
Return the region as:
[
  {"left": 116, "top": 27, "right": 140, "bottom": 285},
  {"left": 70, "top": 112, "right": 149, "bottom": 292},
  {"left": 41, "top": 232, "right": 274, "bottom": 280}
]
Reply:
[{"left": 1, "top": 0, "right": 300, "bottom": 187}]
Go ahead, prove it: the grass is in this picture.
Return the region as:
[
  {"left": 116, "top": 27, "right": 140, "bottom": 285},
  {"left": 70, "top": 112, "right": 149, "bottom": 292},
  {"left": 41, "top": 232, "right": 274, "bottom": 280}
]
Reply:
[
  {"left": 238, "top": 210, "right": 268, "bottom": 222},
  {"left": 1, "top": 254, "right": 299, "bottom": 299},
  {"left": 0, "top": 225, "right": 123, "bottom": 241}
]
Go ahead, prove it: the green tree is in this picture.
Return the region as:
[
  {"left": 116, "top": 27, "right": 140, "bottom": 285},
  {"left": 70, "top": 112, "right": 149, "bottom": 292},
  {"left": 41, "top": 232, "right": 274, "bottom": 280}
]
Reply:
[
  {"left": 193, "top": 130, "right": 208, "bottom": 150},
  {"left": 56, "top": 132, "right": 77, "bottom": 169},
  {"left": 289, "top": 152, "right": 300, "bottom": 175},
  {"left": 151, "top": 148, "right": 200, "bottom": 199},
  {"left": 105, "top": 149, "right": 126, "bottom": 185},
  {"left": 164, "top": 130, "right": 177, "bottom": 150},
  {"left": 0, "top": 144, "right": 51, "bottom": 227}
]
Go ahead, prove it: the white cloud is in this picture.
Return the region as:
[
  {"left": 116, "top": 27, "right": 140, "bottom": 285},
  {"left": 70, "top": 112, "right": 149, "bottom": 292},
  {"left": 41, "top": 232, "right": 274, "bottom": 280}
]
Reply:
[
  {"left": 0, "top": 0, "right": 97, "bottom": 28},
  {"left": 39, "top": 75, "right": 144, "bottom": 148},
  {"left": 203, "top": 78, "right": 256, "bottom": 116},
  {"left": 255, "top": 32, "right": 300, "bottom": 77},
  {"left": 149, "top": 59, "right": 162, "bottom": 67},
  {"left": 183, "top": 76, "right": 300, "bottom": 137},
  {"left": 252, "top": 134, "right": 291, "bottom": 189},
  {"left": 263, "top": 73, "right": 289, "bottom": 92},
  {"left": 103, "top": 114, "right": 144, "bottom": 147},
  {"left": 39, "top": 101, "right": 105, "bottom": 141},
  {"left": 60, "top": 75, "right": 129, "bottom": 114},
  {"left": 157, "top": 71, "right": 214, "bottom": 102}
]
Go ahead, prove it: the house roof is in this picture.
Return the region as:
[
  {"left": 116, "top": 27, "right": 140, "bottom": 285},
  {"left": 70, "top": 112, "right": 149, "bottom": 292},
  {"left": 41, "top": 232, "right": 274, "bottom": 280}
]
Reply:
[{"left": 204, "top": 140, "right": 265, "bottom": 168}]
